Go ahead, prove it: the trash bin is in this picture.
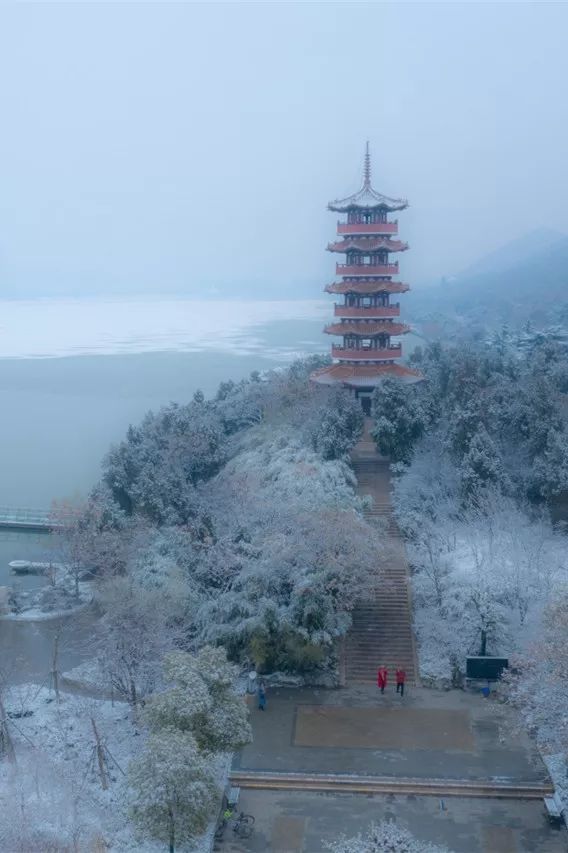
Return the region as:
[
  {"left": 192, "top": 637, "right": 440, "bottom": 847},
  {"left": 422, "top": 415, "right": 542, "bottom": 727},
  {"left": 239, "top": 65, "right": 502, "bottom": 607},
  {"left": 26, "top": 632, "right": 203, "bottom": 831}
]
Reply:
[
  {"left": 481, "top": 686, "right": 490, "bottom": 698},
  {"left": 247, "top": 670, "right": 257, "bottom": 694}
]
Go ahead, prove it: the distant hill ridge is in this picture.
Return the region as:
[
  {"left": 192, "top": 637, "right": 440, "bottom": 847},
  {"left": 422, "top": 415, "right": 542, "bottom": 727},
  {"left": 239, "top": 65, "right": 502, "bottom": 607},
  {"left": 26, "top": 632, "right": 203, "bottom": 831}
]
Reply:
[
  {"left": 457, "top": 227, "right": 566, "bottom": 280},
  {"left": 410, "top": 229, "right": 568, "bottom": 334}
]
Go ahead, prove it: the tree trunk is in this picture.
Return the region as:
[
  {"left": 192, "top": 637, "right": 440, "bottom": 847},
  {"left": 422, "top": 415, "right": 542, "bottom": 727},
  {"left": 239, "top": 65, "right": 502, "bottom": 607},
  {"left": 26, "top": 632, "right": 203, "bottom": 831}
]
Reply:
[
  {"left": 168, "top": 807, "right": 175, "bottom": 853},
  {"left": 91, "top": 716, "right": 108, "bottom": 790},
  {"left": 480, "top": 629, "right": 487, "bottom": 656},
  {"left": 51, "top": 628, "right": 61, "bottom": 702},
  {"left": 0, "top": 694, "right": 16, "bottom": 764}
]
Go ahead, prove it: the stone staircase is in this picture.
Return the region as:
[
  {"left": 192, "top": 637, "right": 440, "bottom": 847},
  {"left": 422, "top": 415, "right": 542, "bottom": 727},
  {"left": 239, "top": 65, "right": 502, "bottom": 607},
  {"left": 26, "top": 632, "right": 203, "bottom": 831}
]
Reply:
[{"left": 345, "top": 425, "right": 419, "bottom": 686}]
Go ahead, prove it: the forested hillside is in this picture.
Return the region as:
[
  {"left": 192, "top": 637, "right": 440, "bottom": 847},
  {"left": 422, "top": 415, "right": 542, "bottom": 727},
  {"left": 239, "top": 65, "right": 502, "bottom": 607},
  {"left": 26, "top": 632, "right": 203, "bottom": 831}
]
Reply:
[{"left": 62, "top": 356, "right": 379, "bottom": 683}]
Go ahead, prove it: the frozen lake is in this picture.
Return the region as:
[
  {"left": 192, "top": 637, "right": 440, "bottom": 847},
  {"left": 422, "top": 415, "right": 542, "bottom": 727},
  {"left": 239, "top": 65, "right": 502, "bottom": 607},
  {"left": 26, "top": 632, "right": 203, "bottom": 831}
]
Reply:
[{"left": 0, "top": 297, "right": 328, "bottom": 506}]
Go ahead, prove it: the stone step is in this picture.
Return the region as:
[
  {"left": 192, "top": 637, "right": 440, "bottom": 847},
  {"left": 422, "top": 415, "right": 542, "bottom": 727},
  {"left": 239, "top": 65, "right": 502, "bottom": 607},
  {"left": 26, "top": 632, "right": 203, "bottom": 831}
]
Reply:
[{"left": 229, "top": 771, "right": 554, "bottom": 801}]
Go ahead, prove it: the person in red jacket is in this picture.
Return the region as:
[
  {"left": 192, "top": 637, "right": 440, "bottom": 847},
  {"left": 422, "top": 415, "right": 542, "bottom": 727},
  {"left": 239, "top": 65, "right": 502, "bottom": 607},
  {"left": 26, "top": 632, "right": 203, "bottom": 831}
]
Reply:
[
  {"left": 396, "top": 668, "right": 406, "bottom": 697},
  {"left": 377, "top": 666, "right": 388, "bottom": 694}
]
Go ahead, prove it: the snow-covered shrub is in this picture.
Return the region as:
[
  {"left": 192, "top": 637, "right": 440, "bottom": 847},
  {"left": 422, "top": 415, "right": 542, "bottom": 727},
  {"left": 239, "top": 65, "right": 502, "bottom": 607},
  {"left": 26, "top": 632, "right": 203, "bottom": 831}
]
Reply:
[{"left": 325, "top": 820, "right": 451, "bottom": 853}]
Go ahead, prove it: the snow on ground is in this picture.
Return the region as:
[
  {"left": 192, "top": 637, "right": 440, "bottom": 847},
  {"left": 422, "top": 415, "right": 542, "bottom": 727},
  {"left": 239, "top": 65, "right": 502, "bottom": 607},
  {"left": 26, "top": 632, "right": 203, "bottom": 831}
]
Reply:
[
  {"left": 0, "top": 680, "right": 224, "bottom": 851},
  {"left": 0, "top": 573, "right": 93, "bottom": 622}
]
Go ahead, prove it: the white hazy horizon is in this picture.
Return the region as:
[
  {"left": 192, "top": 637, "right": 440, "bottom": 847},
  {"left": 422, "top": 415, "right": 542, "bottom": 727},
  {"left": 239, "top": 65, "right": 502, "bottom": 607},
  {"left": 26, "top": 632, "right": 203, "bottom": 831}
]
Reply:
[{"left": 2, "top": 2, "right": 568, "bottom": 299}]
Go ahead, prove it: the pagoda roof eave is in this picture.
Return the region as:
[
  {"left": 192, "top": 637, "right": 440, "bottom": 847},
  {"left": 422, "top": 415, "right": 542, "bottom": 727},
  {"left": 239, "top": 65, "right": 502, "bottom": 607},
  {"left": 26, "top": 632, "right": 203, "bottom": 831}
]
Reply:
[
  {"left": 325, "top": 280, "right": 410, "bottom": 295},
  {"left": 328, "top": 184, "right": 408, "bottom": 213},
  {"left": 324, "top": 322, "right": 410, "bottom": 336},
  {"left": 327, "top": 237, "right": 409, "bottom": 254},
  {"left": 311, "top": 363, "right": 423, "bottom": 387}
]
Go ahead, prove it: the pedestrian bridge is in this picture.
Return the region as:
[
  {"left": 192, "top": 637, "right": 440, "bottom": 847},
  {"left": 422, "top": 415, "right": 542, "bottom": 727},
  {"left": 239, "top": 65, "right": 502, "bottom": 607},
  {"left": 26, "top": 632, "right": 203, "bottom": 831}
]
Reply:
[{"left": 0, "top": 507, "right": 59, "bottom": 532}]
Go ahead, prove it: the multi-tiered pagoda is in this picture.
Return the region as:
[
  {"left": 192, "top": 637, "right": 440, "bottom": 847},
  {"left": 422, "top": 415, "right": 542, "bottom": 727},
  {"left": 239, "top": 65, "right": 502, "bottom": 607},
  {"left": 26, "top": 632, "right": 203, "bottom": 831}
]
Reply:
[{"left": 311, "top": 145, "right": 421, "bottom": 412}]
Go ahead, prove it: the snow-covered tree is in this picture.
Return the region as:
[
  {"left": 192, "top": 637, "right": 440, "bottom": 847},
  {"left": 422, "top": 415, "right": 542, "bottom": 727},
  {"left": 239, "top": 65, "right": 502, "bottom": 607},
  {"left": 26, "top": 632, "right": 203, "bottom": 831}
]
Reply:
[
  {"left": 102, "top": 400, "right": 226, "bottom": 523},
  {"left": 325, "top": 820, "right": 451, "bottom": 853},
  {"left": 144, "top": 647, "right": 252, "bottom": 753},
  {"left": 458, "top": 427, "right": 509, "bottom": 500},
  {"left": 306, "top": 387, "right": 364, "bottom": 460},
  {"left": 128, "top": 728, "right": 217, "bottom": 853},
  {"left": 371, "top": 379, "right": 428, "bottom": 463},
  {"left": 96, "top": 576, "right": 185, "bottom": 706},
  {"left": 504, "top": 592, "right": 568, "bottom": 756}
]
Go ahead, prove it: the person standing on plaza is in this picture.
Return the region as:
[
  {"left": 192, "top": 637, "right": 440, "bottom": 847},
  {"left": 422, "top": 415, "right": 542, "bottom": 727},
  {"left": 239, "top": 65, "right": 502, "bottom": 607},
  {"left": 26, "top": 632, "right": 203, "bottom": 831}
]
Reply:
[
  {"left": 396, "top": 668, "right": 406, "bottom": 697},
  {"left": 377, "top": 666, "right": 388, "bottom": 695},
  {"left": 258, "top": 679, "right": 267, "bottom": 711}
]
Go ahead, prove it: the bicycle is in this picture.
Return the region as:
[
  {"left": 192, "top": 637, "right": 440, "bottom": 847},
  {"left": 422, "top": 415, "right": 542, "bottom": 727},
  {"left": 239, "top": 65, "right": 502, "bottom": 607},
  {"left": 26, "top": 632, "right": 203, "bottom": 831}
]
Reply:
[{"left": 232, "top": 811, "right": 255, "bottom": 839}]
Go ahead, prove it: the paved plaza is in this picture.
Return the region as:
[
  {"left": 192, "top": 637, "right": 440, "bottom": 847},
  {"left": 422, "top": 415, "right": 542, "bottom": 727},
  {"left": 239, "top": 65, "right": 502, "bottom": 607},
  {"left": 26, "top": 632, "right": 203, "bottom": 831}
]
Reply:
[
  {"left": 215, "top": 789, "right": 567, "bottom": 852},
  {"left": 235, "top": 685, "right": 548, "bottom": 785}
]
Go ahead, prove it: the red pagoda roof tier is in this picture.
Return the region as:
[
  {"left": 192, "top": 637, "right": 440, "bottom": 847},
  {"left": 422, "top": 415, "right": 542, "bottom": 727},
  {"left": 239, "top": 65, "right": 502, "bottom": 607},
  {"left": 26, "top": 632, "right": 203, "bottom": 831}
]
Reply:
[
  {"left": 311, "top": 363, "right": 423, "bottom": 387},
  {"left": 327, "top": 237, "right": 409, "bottom": 254},
  {"left": 325, "top": 280, "right": 410, "bottom": 295},
  {"left": 324, "top": 322, "right": 410, "bottom": 336}
]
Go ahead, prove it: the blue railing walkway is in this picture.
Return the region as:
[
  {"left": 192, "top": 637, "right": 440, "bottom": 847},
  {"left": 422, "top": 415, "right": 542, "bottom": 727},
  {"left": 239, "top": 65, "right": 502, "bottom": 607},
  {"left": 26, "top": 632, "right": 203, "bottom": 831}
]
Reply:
[{"left": 0, "top": 507, "right": 60, "bottom": 532}]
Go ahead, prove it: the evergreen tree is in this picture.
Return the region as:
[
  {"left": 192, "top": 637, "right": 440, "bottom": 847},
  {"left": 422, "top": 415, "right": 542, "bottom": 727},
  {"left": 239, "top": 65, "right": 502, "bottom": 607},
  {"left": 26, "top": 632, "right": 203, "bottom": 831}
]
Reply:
[
  {"left": 129, "top": 728, "right": 217, "bottom": 853},
  {"left": 144, "top": 647, "right": 252, "bottom": 753}
]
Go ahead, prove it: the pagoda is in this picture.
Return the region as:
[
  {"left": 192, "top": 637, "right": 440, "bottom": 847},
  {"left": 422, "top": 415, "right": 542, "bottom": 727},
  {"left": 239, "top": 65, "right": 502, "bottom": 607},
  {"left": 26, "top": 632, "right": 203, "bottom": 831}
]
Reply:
[{"left": 311, "top": 144, "right": 422, "bottom": 413}]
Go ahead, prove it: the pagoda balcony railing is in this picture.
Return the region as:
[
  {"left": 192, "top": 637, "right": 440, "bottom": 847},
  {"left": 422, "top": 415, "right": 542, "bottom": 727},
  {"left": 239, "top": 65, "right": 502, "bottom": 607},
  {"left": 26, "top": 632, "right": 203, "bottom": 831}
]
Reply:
[
  {"left": 334, "top": 304, "right": 400, "bottom": 318},
  {"left": 337, "top": 221, "right": 398, "bottom": 236},
  {"left": 332, "top": 345, "right": 402, "bottom": 361},
  {"left": 337, "top": 262, "right": 399, "bottom": 276}
]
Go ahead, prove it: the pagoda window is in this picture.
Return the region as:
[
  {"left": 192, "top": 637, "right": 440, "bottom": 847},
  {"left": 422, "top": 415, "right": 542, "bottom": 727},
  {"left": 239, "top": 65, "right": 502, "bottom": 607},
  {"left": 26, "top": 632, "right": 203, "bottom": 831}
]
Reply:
[
  {"left": 362, "top": 296, "right": 371, "bottom": 307},
  {"left": 360, "top": 339, "right": 372, "bottom": 349}
]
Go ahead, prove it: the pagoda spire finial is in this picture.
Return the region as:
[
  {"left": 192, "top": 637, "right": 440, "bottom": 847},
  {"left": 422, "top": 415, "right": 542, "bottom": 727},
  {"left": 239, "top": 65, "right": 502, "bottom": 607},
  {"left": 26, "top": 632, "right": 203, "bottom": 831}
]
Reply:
[{"left": 363, "top": 140, "right": 371, "bottom": 187}]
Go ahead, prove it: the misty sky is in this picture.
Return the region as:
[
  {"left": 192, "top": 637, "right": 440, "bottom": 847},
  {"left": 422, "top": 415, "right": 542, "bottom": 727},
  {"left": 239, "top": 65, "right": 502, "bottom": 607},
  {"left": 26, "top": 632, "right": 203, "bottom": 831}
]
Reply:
[{"left": 1, "top": 1, "right": 568, "bottom": 298}]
